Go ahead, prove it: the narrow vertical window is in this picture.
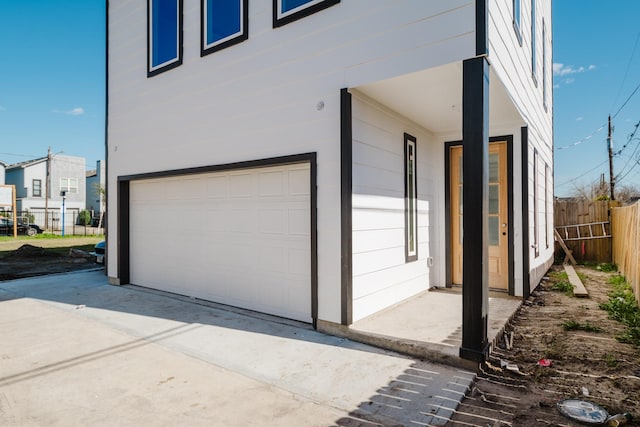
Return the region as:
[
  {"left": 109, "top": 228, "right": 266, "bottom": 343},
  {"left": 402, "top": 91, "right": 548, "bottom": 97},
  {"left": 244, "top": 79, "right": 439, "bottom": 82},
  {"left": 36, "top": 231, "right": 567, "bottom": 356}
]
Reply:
[
  {"left": 533, "top": 149, "right": 539, "bottom": 257},
  {"left": 545, "top": 163, "right": 550, "bottom": 249},
  {"left": 404, "top": 133, "right": 418, "bottom": 263},
  {"left": 148, "top": 0, "right": 183, "bottom": 77},
  {"left": 201, "top": 0, "right": 248, "bottom": 56},
  {"left": 513, "top": 0, "right": 522, "bottom": 45},
  {"left": 542, "top": 19, "right": 548, "bottom": 110},
  {"left": 33, "top": 179, "right": 42, "bottom": 197},
  {"left": 531, "top": 0, "right": 537, "bottom": 84},
  {"left": 273, "top": 0, "right": 339, "bottom": 27}
]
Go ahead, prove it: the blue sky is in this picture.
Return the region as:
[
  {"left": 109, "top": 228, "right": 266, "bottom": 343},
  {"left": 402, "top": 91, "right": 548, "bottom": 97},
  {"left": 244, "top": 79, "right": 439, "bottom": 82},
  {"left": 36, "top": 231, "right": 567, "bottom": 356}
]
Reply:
[
  {"left": 553, "top": 1, "right": 640, "bottom": 197},
  {"left": 1, "top": 1, "right": 639, "bottom": 197},
  {"left": 0, "top": 1, "right": 106, "bottom": 170}
]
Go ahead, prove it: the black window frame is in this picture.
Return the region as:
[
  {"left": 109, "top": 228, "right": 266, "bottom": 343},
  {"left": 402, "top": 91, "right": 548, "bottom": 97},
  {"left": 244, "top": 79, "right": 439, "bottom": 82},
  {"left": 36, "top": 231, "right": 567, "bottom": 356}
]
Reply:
[
  {"left": 147, "top": 0, "right": 184, "bottom": 77},
  {"left": 404, "top": 133, "right": 418, "bottom": 263},
  {"left": 513, "top": 0, "right": 522, "bottom": 46},
  {"left": 542, "top": 18, "right": 548, "bottom": 111},
  {"left": 273, "top": 0, "right": 339, "bottom": 28},
  {"left": 201, "top": 0, "right": 248, "bottom": 56},
  {"left": 32, "top": 179, "right": 42, "bottom": 197},
  {"left": 533, "top": 148, "right": 539, "bottom": 258},
  {"left": 531, "top": 0, "right": 538, "bottom": 86}
]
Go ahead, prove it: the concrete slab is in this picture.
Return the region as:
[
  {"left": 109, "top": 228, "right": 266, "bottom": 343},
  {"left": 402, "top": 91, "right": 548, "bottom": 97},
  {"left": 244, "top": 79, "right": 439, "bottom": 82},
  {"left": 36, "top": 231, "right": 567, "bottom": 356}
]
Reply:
[
  {"left": 321, "top": 288, "right": 522, "bottom": 369},
  {"left": 0, "top": 270, "right": 475, "bottom": 426}
]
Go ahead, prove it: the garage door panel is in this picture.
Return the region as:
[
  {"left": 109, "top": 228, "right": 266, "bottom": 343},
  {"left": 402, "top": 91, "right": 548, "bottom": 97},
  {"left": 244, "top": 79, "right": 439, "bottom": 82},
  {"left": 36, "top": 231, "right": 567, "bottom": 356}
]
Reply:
[
  {"left": 130, "top": 162, "right": 311, "bottom": 323},
  {"left": 259, "top": 170, "right": 285, "bottom": 196}
]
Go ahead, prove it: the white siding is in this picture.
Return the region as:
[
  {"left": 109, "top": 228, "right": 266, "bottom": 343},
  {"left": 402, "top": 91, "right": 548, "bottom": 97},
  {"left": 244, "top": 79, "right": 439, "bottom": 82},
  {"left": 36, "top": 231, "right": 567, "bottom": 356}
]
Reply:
[
  {"left": 351, "top": 94, "right": 443, "bottom": 322},
  {"left": 108, "top": 0, "right": 476, "bottom": 323},
  {"left": 488, "top": 0, "right": 554, "bottom": 291}
]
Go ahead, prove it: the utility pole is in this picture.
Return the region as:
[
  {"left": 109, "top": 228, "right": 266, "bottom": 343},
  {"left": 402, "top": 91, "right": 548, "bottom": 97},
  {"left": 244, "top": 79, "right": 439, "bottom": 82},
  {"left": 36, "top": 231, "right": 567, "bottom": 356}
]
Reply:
[
  {"left": 44, "top": 146, "right": 51, "bottom": 230},
  {"left": 607, "top": 115, "right": 615, "bottom": 200}
]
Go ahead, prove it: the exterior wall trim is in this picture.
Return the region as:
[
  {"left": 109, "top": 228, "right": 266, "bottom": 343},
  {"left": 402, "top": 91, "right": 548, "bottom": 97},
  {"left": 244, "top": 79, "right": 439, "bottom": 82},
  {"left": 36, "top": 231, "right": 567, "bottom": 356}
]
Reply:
[
  {"left": 340, "top": 88, "right": 353, "bottom": 325},
  {"left": 476, "top": 0, "right": 488, "bottom": 56},
  {"left": 116, "top": 153, "right": 319, "bottom": 325},
  {"left": 521, "top": 126, "right": 531, "bottom": 299},
  {"left": 460, "top": 56, "right": 490, "bottom": 362}
]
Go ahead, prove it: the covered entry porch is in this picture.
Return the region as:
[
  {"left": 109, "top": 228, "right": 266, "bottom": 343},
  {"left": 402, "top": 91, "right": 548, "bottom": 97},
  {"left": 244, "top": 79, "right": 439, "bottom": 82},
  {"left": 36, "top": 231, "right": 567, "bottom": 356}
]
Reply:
[{"left": 334, "top": 58, "right": 528, "bottom": 364}]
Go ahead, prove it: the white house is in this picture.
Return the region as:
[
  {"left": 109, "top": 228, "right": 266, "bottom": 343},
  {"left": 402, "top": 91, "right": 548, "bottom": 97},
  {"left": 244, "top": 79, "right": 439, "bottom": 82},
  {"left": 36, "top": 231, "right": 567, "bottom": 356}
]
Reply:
[
  {"left": 5, "top": 155, "right": 87, "bottom": 228},
  {"left": 0, "top": 160, "right": 6, "bottom": 185},
  {"left": 107, "top": 0, "right": 553, "bottom": 362}
]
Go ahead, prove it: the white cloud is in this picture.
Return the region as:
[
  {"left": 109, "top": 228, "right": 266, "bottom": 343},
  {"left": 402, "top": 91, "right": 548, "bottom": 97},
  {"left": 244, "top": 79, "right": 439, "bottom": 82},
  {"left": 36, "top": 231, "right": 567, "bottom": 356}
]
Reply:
[
  {"left": 553, "top": 63, "right": 596, "bottom": 77},
  {"left": 68, "top": 107, "right": 85, "bottom": 116},
  {"left": 564, "top": 78, "right": 575, "bottom": 84},
  {"left": 53, "top": 107, "right": 85, "bottom": 116},
  {"left": 576, "top": 117, "right": 583, "bottom": 121}
]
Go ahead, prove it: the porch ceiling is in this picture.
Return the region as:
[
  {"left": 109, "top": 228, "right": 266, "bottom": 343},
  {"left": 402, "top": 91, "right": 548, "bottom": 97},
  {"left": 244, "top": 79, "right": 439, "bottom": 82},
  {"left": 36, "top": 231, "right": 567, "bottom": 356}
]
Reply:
[{"left": 354, "top": 61, "right": 523, "bottom": 136}]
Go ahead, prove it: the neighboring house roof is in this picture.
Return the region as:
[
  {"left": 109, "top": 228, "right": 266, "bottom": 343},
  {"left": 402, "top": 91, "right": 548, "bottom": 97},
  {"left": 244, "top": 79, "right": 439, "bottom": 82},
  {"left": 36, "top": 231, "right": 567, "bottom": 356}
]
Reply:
[
  {"left": 0, "top": 160, "right": 8, "bottom": 167},
  {"left": 86, "top": 169, "right": 97, "bottom": 178},
  {"left": 6, "top": 157, "right": 47, "bottom": 170}
]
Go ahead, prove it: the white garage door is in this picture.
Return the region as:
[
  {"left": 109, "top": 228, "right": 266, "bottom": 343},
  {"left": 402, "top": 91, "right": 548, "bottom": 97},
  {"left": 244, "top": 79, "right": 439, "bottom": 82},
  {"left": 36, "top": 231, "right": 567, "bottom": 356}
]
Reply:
[{"left": 129, "top": 163, "right": 311, "bottom": 322}]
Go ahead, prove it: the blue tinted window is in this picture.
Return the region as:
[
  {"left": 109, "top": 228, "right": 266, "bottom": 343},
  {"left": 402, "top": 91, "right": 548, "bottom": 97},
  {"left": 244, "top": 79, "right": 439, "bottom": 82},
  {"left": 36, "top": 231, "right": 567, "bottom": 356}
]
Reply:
[
  {"left": 274, "top": 0, "right": 339, "bottom": 27},
  {"left": 149, "top": 0, "right": 181, "bottom": 76},
  {"left": 281, "top": 0, "right": 312, "bottom": 13},
  {"left": 203, "top": 0, "right": 247, "bottom": 55}
]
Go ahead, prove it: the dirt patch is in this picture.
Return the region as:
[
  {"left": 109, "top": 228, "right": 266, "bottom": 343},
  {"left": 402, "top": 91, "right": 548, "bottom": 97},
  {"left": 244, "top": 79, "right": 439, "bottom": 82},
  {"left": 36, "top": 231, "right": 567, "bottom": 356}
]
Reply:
[
  {"left": 450, "top": 264, "right": 640, "bottom": 426},
  {"left": 0, "top": 241, "right": 102, "bottom": 281}
]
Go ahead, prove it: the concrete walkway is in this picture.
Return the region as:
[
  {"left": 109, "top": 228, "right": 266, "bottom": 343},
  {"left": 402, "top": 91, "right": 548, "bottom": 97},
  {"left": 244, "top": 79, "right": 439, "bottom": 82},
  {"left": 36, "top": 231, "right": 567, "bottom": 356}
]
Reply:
[{"left": 0, "top": 270, "right": 475, "bottom": 426}]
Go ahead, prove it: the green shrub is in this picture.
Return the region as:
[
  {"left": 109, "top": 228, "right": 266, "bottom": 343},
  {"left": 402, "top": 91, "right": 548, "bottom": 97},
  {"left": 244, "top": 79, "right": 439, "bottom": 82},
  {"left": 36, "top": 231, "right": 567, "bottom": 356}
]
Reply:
[
  {"left": 77, "top": 210, "right": 92, "bottom": 226},
  {"left": 562, "top": 320, "right": 602, "bottom": 332},
  {"left": 599, "top": 275, "right": 640, "bottom": 346},
  {"left": 552, "top": 280, "right": 574, "bottom": 296}
]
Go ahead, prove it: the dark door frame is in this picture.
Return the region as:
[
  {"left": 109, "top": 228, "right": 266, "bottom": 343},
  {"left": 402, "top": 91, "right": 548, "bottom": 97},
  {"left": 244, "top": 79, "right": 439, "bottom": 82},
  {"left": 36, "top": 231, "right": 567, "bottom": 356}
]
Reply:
[{"left": 444, "top": 136, "right": 515, "bottom": 296}]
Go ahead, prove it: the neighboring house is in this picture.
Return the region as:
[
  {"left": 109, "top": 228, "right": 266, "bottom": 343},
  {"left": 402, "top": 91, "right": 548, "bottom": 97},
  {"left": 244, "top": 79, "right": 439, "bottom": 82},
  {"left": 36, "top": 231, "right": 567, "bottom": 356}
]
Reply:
[
  {"left": 0, "top": 160, "right": 6, "bottom": 185},
  {"left": 5, "top": 155, "right": 86, "bottom": 228},
  {"left": 107, "top": 0, "right": 553, "bottom": 362},
  {"left": 86, "top": 160, "right": 106, "bottom": 219}
]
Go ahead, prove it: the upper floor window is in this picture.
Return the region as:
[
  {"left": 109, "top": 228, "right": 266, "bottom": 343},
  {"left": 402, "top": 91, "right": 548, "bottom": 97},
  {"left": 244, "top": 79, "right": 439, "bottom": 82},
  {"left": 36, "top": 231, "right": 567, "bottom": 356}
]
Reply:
[
  {"left": 148, "top": 0, "right": 183, "bottom": 77},
  {"left": 202, "top": 0, "right": 248, "bottom": 56},
  {"left": 273, "top": 0, "right": 339, "bottom": 28},
  {"left": 531, "top": 0, "right": 537, "bottom": 85},
  {"left": 60, "top": 178, "right": 78, "bottom": 194},
  {"left": 33, "top": 179, "right": 42, "bottom": 197},
  {"left": 513, "top": 0, "right": 522, "bottom": 45}
]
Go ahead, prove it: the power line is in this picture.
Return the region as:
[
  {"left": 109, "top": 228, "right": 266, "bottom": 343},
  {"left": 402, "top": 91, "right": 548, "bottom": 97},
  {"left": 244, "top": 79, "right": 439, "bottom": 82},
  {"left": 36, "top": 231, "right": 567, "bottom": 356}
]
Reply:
[
  {"left": 613, "top": 120, "right": 640, "bottom": 182},
  {"left": 612, "top": 81, "right": 640, "bottom": 120},
  {"left": 555, "top": 124, "right": 606, "bottom": 150},
  {"left": 610, "top": 30, "right": 640, "bottom": 111},
  {"left": 555, "top": 159, "right": 609, "bottom": 188}
]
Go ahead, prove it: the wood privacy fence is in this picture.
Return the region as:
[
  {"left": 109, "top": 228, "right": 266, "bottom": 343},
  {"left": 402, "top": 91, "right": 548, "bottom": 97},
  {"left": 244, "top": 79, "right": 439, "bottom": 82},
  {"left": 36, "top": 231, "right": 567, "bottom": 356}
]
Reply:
[
  {"left": 554, "top": 200, "right": 614, "bottom": 263},
  {"left": 611, "top": 201, "right": 640, "bottom": 304}
]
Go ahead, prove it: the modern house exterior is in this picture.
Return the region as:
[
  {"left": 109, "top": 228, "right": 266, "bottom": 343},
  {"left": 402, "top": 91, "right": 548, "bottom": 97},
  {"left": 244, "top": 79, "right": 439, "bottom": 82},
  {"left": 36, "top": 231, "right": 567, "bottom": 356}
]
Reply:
[
  {"left": 86, "top": 160, "right": 106, "bottom": 222},
  {"left": 5, "top": 155, "right": 87, "bottom": 228},
  {"left": 107, "top": 0, "right": 553, "bottom": 361}
]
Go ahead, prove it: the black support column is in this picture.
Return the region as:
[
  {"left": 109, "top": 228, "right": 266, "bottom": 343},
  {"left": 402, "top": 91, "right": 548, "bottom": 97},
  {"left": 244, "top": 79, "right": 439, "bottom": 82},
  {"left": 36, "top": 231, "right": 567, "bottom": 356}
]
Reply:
[{"left": 460, "top": 57, "right": 490, "bottom": 362}]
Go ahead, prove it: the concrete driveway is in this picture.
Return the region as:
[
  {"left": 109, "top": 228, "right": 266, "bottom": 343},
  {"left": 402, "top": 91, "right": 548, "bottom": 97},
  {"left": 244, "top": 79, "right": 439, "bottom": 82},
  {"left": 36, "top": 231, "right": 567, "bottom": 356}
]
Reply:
[{"left": 0, "top": 270, "right": 474, "bottom": 426}]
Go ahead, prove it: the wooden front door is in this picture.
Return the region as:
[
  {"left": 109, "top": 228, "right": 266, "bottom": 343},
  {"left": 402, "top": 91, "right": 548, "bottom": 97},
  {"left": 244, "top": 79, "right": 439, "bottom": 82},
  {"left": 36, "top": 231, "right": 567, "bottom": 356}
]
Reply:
[{"left": 450, "top": 141, "right": 509, "bottom": 290}]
